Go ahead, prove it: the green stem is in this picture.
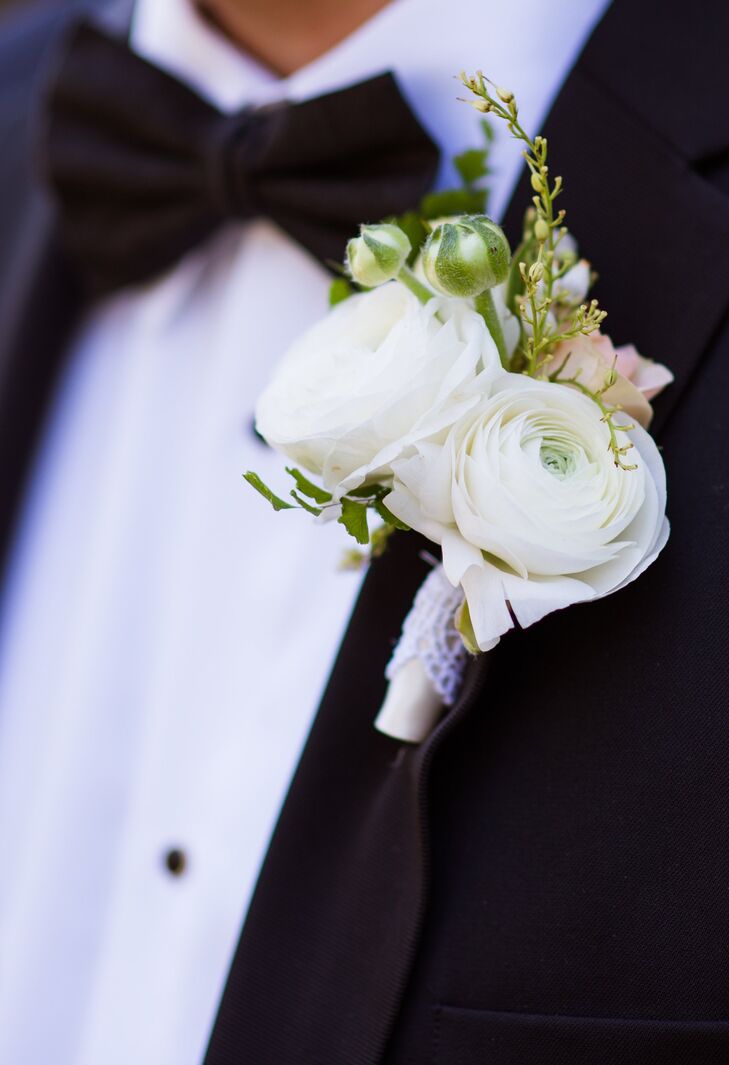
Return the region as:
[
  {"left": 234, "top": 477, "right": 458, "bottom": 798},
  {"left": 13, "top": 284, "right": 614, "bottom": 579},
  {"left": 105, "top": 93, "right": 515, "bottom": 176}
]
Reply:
[
  {"left": 397, "top": 265, "right": 434, "bottom": 305},
  {"left": 553, "top": 373, "right": 638, "bottom": 471},
  {"left": 475, "top": 288, "right": 509, "bottom": 368}
]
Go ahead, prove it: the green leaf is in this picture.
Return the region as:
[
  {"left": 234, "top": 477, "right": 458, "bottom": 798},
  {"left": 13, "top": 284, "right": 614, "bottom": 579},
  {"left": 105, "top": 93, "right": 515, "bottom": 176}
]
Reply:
[
  {"left": 285, "top": 467, "right": 332, "bottom": 504},
  {"left": 420, "top": 187, "right": 486, "bottom": 220},
  {"left": 338, "top": 497, "right": 369, "bottom": 545},
  {"left": 454, "top": 599, "right": 480, "bottom": 656},
  {"left": 505, "top": 234, "right": 537, "bottom": 312},
  {"left": 329, "top": 277, "right": 353, "bottom": 306},
  {"left": 480, "top": 117, "right": 495, "bottom": 143},
  {"left": 391, "top": 210, "right": 429, "bottom": 263},
  {"left": 454, "top": 147, "right": 488, "bottom": 186},
  {"left": 243, "top": 472, "right": 294, "bottom": 512},
  {"left": 346, "top": 483, "right": 388, "bottom": 500},
  {"left": 370, "top": 523, "right": 395, "bottom": 558},
  {"left": 373, "top": 499, "right": 410, "bottom": 531},
  {"left": 290, "top": 490, "right": 322, "bottom": 516}
]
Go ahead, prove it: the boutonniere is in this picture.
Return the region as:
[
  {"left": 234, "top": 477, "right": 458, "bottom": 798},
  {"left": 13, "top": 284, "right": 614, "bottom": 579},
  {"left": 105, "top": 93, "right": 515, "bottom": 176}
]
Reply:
[{"left": 246, "top": 73, "right": 672, "bottom": 743}]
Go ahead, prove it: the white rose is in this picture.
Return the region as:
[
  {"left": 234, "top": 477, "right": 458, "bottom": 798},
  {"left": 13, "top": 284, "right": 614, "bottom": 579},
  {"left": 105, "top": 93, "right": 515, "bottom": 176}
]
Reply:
[
  {"left": 386, "top": 373, "right": 669, "bottom": 652},
  {"left": 255, "top": 281, "right": 502, "bottom": 497}
]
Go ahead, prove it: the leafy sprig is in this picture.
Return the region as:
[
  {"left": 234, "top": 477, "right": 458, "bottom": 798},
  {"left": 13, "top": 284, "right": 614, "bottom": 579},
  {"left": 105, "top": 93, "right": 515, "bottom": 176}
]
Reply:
[
  {"left": 459, "top": 75, "right": 574, "bottom": 367},
  {"left": 547, "top": 355, "right": 638, "bottom": 471},
  {"left": 459, "top": 71, "right": 635, "bottom": 469},
  {"left": 244, "top": 467, "right": 409, "bottom": 561}
]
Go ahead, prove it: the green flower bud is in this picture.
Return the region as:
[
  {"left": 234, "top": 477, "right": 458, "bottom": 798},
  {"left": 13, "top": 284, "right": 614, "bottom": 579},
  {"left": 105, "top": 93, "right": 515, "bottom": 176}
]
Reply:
[
  {"left": 422, "top": 215, "right": 511, "bottom": 298},
  {"left": 528, "top": 260, "right": 545, "bottom": 284},
  {"left": 346, "top": 223, "right": 411, "bottom": 287},
  {"left": 534, "top": 217, "right": 550, "bottom": 242}
]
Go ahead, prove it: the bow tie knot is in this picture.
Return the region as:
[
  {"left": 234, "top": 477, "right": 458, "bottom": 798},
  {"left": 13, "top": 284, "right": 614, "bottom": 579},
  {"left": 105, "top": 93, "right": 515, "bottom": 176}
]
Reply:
[
  {"left": 41, "top": 19, "right": 439, "bottom": 295},
  {"left": 205, "top": 108, "right": 261, "bottom": 220}
]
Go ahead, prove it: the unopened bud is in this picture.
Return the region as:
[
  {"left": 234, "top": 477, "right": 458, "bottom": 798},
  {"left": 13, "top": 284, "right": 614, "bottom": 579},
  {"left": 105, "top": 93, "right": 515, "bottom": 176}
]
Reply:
[
  {"left": 496, "top": 86, "right": 514, "bottom": 104},
  {"left": 528, "top": 261, "right": 545, "bottom": 284},
  {"left": 422, "top": 215, "right": 511, "bottom": 298},
  {"left": 346, "top": 223, "right": 411, "bottom": 287},
  {"left": 530, "top": 172, "right": 542, "bottom": 193},
  {"left": 471, "top": 99, "right": 492, "bottom": 113},
  {"left": 534, "top": 218, "right": 550, "bottom": 242}
]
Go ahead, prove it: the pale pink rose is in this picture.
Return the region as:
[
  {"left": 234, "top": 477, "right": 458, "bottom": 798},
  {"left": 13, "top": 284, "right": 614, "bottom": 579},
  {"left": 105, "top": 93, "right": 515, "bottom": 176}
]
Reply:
[
  {"left": 545, "top": 332, "right": 673, "bottom": 428},
  {"left": 611, "top": 342, "right": 674, "bottom": 401}
]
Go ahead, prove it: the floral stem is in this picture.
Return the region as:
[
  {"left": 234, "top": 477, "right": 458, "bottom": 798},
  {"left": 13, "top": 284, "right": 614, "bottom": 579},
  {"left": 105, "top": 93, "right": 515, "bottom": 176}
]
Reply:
[
  {"left": 475, "top": 288, "right": 509, "bottom": 368},
  {"left": 397, "top": 265, "right": 435, "bottom": 305},
  {"left": 552, "top": 370, "right": 638, "bottom": 471}
]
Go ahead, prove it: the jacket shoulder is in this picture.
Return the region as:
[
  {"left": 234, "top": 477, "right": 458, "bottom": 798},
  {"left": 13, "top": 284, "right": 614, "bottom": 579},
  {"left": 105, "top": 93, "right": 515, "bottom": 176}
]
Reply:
[{"left": 0, "top": 1, "right": 77, "bottom": 93}]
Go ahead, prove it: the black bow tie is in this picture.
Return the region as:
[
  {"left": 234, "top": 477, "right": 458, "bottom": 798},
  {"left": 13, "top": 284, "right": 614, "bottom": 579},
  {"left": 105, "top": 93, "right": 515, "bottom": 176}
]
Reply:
[{"left": 40, "top": 20, "right": 439, "bottom": 295}]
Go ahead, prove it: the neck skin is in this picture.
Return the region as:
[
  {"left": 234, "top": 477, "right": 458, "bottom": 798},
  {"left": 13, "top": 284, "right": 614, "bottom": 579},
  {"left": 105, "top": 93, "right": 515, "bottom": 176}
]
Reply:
[{"left": 196, "top": 0, "right": 392, "bottom": 77}]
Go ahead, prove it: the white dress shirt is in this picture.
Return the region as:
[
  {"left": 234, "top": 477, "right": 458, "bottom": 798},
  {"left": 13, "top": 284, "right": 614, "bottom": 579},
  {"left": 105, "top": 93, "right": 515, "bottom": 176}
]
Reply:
[{"left": 0, "top": 1, "right": 610, "bottom": 1062}]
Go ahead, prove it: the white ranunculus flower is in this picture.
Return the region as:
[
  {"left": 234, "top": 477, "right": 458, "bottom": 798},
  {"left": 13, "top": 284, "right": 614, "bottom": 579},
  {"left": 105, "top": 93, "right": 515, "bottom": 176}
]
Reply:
[
  {"left": 255, "top": 281, "right": 502, "bottom": 497},
  {"left": 386, "top": 373, "right": 669, "bottom": 652},
  {"left": 413, "top": 245, "right": 521, "bottom": 363}
]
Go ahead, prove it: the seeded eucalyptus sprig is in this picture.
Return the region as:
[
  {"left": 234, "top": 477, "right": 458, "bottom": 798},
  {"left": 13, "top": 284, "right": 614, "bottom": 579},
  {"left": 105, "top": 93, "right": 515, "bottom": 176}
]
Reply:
[
  {"left": 459, "top": 71, "right": 638, "bottom": 470},
  {"left": 459, "top": 70, "right": 608, "bottom": 369},
  {"left": 547, "top": 358, "right": 639, "bottom": 471}
]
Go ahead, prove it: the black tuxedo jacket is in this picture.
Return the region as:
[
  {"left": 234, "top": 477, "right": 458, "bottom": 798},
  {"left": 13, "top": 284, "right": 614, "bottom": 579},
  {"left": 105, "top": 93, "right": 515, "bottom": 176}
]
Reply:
[{"left": 2, "top": 2, "right": 729, "bottom": 1062}]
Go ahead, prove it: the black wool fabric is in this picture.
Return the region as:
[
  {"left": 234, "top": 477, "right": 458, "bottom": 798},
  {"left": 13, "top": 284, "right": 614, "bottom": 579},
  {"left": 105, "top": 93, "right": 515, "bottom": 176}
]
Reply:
[{"left": 39, "top": 19, "right": 439, "bottom": 294}]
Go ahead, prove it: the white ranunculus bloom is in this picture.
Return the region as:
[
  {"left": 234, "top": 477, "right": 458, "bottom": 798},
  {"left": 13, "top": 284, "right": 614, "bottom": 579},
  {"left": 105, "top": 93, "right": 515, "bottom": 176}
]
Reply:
[
  {"left": 255, "top": 281, "right": 502, "bottom": 497},
  {"left": 386, "top": 373, "right": 669, "bottom": 652}
]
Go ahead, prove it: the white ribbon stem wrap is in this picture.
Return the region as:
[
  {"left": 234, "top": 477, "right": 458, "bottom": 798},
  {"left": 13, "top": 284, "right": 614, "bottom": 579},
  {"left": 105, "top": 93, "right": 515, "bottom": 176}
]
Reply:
[{"left": 375, "top": 563, "right": 469, "bottom": 743}]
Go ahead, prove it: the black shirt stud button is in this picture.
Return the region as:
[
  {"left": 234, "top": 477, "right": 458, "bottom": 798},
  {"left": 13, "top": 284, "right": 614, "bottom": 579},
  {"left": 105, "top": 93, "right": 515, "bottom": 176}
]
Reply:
[{"left": 164, "top": 848, "right": 187, "bottom": 877}]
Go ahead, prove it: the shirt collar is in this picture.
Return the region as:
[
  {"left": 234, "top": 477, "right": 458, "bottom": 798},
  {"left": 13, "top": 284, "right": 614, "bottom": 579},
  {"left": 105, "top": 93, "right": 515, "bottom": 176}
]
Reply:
[
  {"left": 129, "top": 0, "right": 612, "bottom": 219},
  {"left": 129, "top": 0, "right": 411, "bottom": 112}
]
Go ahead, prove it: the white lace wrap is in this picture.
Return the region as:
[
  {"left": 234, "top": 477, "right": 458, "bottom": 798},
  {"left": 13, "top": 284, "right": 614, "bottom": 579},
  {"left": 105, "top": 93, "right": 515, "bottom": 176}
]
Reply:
[
  {"left": 386, "top": 563, "right": 468, "bottom": 704},
  {"left": 375, "top": 563, "right": 469, "bottom": 743}
]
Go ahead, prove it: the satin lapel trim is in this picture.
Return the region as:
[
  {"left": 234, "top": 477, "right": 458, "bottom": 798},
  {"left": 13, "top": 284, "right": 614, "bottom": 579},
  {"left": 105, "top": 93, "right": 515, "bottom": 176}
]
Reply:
[{"left": 503, "top": 62, "right": 729, "bottom": 438}]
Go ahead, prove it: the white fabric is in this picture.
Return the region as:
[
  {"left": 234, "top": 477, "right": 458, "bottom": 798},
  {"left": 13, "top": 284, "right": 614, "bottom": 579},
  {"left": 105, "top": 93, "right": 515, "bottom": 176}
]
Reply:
[
  {"left": 377, "top": 562, "right": 468, "bottom": 742},
  {"left": 0, "top": 0, "right": 611, "bottom": 1062},
  {"left": 385, "top": 562, "right": 468, "bottom": 706},
  {"left": 376, "top": 657, "right": 447, "bottom": 743}
]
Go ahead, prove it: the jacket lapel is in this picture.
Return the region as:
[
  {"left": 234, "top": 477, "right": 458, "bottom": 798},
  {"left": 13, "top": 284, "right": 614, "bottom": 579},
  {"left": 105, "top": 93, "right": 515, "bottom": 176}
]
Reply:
[
  {"left": 204, "top": 529, "right": 491, "bottom": 1065},
  {"left": 204, "top": 2, "right": 729, "bottom": 1062}
]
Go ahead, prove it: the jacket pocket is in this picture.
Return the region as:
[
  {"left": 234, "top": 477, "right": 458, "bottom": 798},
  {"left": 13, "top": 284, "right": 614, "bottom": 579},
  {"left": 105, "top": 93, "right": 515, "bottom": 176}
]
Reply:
[{"left": 433, "top": 1004, "right": 729, "bottom": 1064}]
